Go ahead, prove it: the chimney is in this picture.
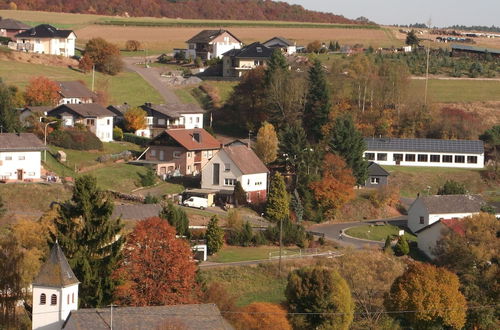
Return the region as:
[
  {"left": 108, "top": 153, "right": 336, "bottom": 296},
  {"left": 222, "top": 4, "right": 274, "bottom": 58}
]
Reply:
[{"left": 193, "top": 132, "right": 201, "bottom": 143}]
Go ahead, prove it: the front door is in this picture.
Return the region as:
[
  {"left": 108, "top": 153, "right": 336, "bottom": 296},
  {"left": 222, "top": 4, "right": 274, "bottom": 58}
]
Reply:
[{"left": 17, "top": 169, "right": 23, "bottom": 181}]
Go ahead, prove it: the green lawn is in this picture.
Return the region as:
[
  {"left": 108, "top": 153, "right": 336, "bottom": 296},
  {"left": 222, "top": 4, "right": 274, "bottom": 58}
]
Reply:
[
  {"left": 345, "top": 224, "right": 417, "bottom": 242},
  {"left": 410, "top": 79, "right": 500, "bottom": 103},
  {"left": 174, "top": 88, "right": 199, "bottom": 104},
  {"left": 208, "top": 246, "right": 301, "bottom": 263},
  {"left": 85, "top": 163, "right": 149, "bottom": 192},
  {"left": 207, "top": 81, "right": 237, "bottom": 104},
  {"left": 0, "top": 60, "right": 163, "bottom": 106}
]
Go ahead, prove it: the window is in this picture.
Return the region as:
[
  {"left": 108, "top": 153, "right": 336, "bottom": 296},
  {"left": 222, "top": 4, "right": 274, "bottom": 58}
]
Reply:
[
  {"left": 18, "top": 156, "right": 25, "bottom": 160},
  {"left": 187, "top": 152, "right": 192, "bottom": 158},
  {"left": 213, "top": 163, "right": 220, "bottom": 185},
  {"left": 107, "top": 119, "right": 110, "bottom": 125},
  {"left": 67, "top": 294, "right": 70, "bottom": 304},
  {"left": 187, "top": 165, "right": 191, "bottom": 171},
  {"left": 158, "top": 119, "right": 165, "bottom": 126},
  {"left": 255, "top": 181, "right": 262, "bottom": 186},
  {"left": 173, "top": 151, "right": 181, "bottom": 159},
  {"left": 196, "top": 117, "right": 200, "bottom": 123},
  {"left": 364, "top": 153, "right": 375, "bottom": 160},
  {"left": 72, "top": 293, "right": 74, "bottom": 303},
  {"left": 377, "top": 153, "right": 387, "bottom": 161},
  {"left": 147, "top": 117, "right": 153, "bottom": 125},
  {"left": 151, "top": 150, "right": 156, "bottom": 157},
  {"left": 224, "top": 163, "right": 230, "bottom": 172},
  {"left": 467, "top": 156, "right": 477, "bottom": 164},
  {"left": 442, "top": 155, "right": 453, "bottom": 163},
  {"left": 5, "top": 156, "right": 12, "bottom": 161},
  {"left": 455, "top": 155, "right": 465, "bottom": 163},
  {"left": 419, "top": 216, "right": 424, "bottom": 224},
  {"left": 159, "top": 150, "right": 164, "bottom": 161},
  {"left": 224, "top": 178, "right": 236, "bottom": 186},
  {"left": 247, "top": 178, "right": 250, "bottom": 185},
  {"left": 40, "top": 293, "right": 46, "bottom": 305},
  {"left": 405, "top": 154, "right": 416, "bottom": 162},
  {"left": 189, "top": 117, "right": 193, "bottom": 124},
  {"left": 86, "top": 119, "right": 95, "bottom": 126},
  {"left": 418, "top": 154, "right": 428, "bottom": 162},
  {"left": 207, "top": 150, "right": 213, "bottom": 159},
  {"left": 51, "top": 294, "right": 57, "bottom": 305},
  {"left": 430, "top": 155, "right": 440, "bottom": 162},
  {"left": 393, "top": 154, "right": 403, "bottom": 162},
  {"left": 370, "top": 177, "right": 380, "bottom": 184}
]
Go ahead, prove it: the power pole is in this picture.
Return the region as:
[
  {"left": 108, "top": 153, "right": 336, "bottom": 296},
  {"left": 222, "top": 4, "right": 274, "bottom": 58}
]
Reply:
[
  {"left": 424, "top": 17, "right": 432, "bottom": 106},
  {"left": 91, "top": 64, "right": 95, "bottom": 92},
  {"left": 278, "top": 217, "right": 283, "bottom": 277}
]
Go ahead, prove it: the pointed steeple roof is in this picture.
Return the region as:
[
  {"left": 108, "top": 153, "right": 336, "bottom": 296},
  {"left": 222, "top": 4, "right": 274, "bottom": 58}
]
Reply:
[{"left": 33, "top": 241, "right": 79, "bottom": 287}]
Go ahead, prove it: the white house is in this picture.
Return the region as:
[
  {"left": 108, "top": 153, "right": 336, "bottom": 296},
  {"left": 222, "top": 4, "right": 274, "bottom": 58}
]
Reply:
[
  {"left": 416, "top": 218, "right": 465, "bottom": 259},
  {"left": 222, "top": 42, "right": 273, "bottom": 78},
  {"left": 14, "top": 24, "right": 76, "bottom": 57},
  {"left": 407, "top": 194, "right": 485, "bottom": 233},
  {"left": 185, "top": 29, "right": 242, "bottom": 60},
  {"left": 0, "top": 133, "right": 46, "bottom": 182},
  {"left": 46, "top": 104, "right": 115, "bottom": 142},
  {"left": 201, "top": 142, "right": 269, "bottom": 204},
  {"left": 364, "top": 138, "right": 484, "bottom": 169},
  {"left": 57, "top": 81, "right": 95, "bottom": 105},
  {"left": 263, "top": 36, "right": 297, "bottom": 55},
  {"left": 32, "top": 242, "right": 79, "bottom": 330}
]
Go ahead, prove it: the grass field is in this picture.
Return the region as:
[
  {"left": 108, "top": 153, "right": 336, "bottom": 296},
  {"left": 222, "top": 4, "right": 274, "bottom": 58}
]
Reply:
[
  {"left": 345, "top": 224, "right": 417, "bottom": 242},
  {"left": 208, "top": 246, "right": 301, "bottom": 263},
  {"left": 410, "top": 79, "right": 500, "bottom": 103}
]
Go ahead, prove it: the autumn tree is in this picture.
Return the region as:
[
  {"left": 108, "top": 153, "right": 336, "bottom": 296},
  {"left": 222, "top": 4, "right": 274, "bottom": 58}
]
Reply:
[
  {"left": 437, "top": 179, "right": 467, "bottom": 195},
  {"left": 0, "top": 79, "right": 22, "bottom": 133},
  {"left": 306, "top": 40, "right": 322, "bottom": 53},
  {"left": 206, "top": 215, "right": 224, "bottom": 255},
  {"left": 201, "top": 282, "right": 238, "bottom": 325},
  {"left": 124, "top": 107, "right": 147, "bottom": 132},
  {"left": 286, "top": 266, "right": 354, "bottom": 329},
  {"left": 24, "top": 76, "right": 60, "bottom": 106},
  {"left": 160, "top": 201, "right": 189, "bottom": 237},
  {"left": 310, "top": 154, "right": 355, "bottom": 219},
  {"left": 114, "top": 217, "right": 198, "bottom": 306},
  {"left": 125, "top": 40, "right": 141, "bottom": 51},
  {"left": 254, "top": 121, "right": 279, "bottom": 164},
  {"left": 265, "top": 172, "right": 289, "bottom": 222},
  {"left": 236, "top": 302, "right": 292, "bottom": 330},
  {"left": 0, "top": 232, "right": 23, "bottom": 328},
  {"left": 55, "top": 175, "right": 124, "bottom": 307},
  {"left": 385, "top": 262, "right": 467, "bottom": 329},
  {"left": 84, "top": 37, "right": 123, "bottom": 75},
  {"left": 78, "top": 54, "right": 94, "bottom": 73}
]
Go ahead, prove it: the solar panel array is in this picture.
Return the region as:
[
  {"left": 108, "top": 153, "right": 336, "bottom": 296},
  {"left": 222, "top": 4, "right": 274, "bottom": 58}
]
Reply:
[{"left": 364, "top": 138, "right": 484, "bottom": 154}]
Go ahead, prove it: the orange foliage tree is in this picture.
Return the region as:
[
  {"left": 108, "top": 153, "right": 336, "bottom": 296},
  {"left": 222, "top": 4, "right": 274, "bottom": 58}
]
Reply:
[
  {"left": 124, "top": 107, "right": 147, "bottom": 132},
  {"left": 236, "top": 302, "right": 291, "bottom": 330},
  {"left": 24, "top": 76, "right": 60, "bottom": 106},
  {"left": 113, "top": 217, "right": 199, "bottom": 306},
  {"left": 78, "top": 54, "right": 94, "bottom": 73},
  {"left": 310, "top": 153, "right": 355, "bottom": 218}
]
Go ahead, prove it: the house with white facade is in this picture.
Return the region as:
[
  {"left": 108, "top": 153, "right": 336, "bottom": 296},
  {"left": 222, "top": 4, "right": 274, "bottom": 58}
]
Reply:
[
  {"left": 185, "top": 29, "right": 242, "bottom": 60},
  {"left": 407, "top": 194, "right": 485, "bottom": 233},
  {"left": 222, "top": 42, "right": 273, "bottom": 78},
  {"left": 416, "top": 218, "right": 465, "bottom": 259},
  {"left": 364, "top": 138, "right": 484, "bottom": 169},
  {"left": 263, "top": 36, "right": 297, "bottom": 54},
  {"left": 14, "top": 24, "right": 76, "bottom": 57},
  {"left": 46, "top": 104, "right": 115, "bottom": 142},
  {"left": 0, "top": 133, "right": 46, "bottom": 183},
  {"left": 32, "top": 242, "right": 79, "bottom": 330},
  {"left": 57, "top": 81, "right": 95, "bottom": 105},
  {"left": 201, "top": 142, "right": 269, "bottom": 204}
]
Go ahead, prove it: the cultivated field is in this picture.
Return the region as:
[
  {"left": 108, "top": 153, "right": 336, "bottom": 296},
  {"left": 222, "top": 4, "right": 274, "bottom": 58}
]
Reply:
[{"left": 410, "top": 79, "right": 500, "bottom": 103}]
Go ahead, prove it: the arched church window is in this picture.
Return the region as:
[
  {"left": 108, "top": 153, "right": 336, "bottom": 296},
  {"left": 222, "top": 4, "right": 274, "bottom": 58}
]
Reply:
[
  {"left": 40, "top": 293, "right": 46, "bottom": 305},
  {"left": 51, "top": 294, "right": 57, "bottom": 305}
]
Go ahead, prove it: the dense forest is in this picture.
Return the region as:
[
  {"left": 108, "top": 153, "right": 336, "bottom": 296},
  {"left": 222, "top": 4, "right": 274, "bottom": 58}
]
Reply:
[{"left": 3, "top": 0, "right": 358, "bottom": 24}]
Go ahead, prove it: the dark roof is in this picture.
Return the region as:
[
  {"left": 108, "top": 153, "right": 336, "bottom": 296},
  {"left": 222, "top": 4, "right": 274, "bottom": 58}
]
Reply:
[
  {"left": 223, "top": 42, "right": 273, "bottom": 59},
  {"left": 49, "top": 104, "right": 116, "bottom": 118},
  {"left": 157, "top": 128, "right": 221, "bottom": 151},
  {"left": 22, "top": 105, "right": 54, "bottom": 114},
  {"left": 0, "top": 133, "right": 46, "bottom": 151},
  {"left": 57, "top": 81, "right": 95, "bottom": 99},
  {"left": 416, "top": 194, "right": 485, "bottom": 214},
  {"left": 141, "top": 103, "right": 205, "bottom": 119},
  {"left": 263, "top": 36, "right": 294, "bottom": 47},
  {"left": 365, "top": 138, "right": 484, "bottom": 154},
  {"left": 367, "top": 162, "right": 390, "bottom": 176},
  {"left": 33, "top": 242, "right": 79, "bottom": 287},
  {"left": 63, "top": 304, "right": 233, "bottom": 330},
  {"left": 112, "top": 204, "right": 162, "bottom": 221},
  {"left": 452, "top": 44, "right": 500, "bottom": 55},
  {"left": 0, "top": 18, "right": 31, "bottom": 30},
  {"left": 223, "top": 145, "right": 269, "bottom": 175},
  {"left": 186, "top": 29, "right": 241, "bottom": 44},
  {"left": 15, "top": 24, "right": 74, "bottom": 39}
]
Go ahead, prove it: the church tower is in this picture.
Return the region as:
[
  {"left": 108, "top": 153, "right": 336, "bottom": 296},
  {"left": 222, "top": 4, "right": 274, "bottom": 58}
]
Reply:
[{"left": 31, "top": 242, "right": 79, "bottom": 330}]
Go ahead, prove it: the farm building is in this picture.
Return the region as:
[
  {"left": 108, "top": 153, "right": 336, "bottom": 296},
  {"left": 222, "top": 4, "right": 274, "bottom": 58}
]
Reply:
[
  {"left": 451, "top": 44, "right": 500, "bottom": 59},
  {"left": 363, "top": 138, "right": 484, "bottom": 169}
]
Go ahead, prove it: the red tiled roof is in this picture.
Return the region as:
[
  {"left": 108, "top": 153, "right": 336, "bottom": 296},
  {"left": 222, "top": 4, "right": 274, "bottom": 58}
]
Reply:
[
  {"left": 165, "top": 128, "right": 220, "bottom": 151},
  {"left": 441, "top": 219, "right": 466, "bottom": 236}
]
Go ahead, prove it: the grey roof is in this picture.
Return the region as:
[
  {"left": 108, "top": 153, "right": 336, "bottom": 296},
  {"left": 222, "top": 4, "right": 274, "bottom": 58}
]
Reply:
[
  {"left": 49, "top": 104, "right": 116, "bottom": 118},
  {"left": 141, "top": 103, "right": 205, "bottom": 119},
  {"left": 367, "top": 162, "right": 389, "bottom": 177},
  {"left": 364, "top": 138, "right": 484, "bottom": 154},
  {"left": 186, "top": 29, "right": 241, "bottom": 44},
  {"left": 63, "top": 304, "right": 234, "bottom": 330},
  {"left": 0, "top": 133, "right": 46, "bottom": 151},
  {"left": 57, "top": 81, "right": 95, "bottom": 99},
  {"left": 33, "top": 242, "right": 79, "bottom": 287},
  {"left": 223, "top": 42, "right": 273, "bottom": 59},
  {"left": 0, "top": 18, "right": 31, "bottom": 30},
  {"left": 452, "top": 44, "right": 500, "bottom": 55},
  {"left": 223, "top": 144, "right": 269, "bottom": 175},
  {"left": 263, "top": 36, "right": 294, "bottom": 47},
  {"left": 112, "top": 204, "right": 162, "bottom": 221},
  {"left": 16, "top": 24, "right": 73, "bottom": 39},
  {"left": 416, "top": 194, "right": 485, "bottom": 214},
  {"left": 107, "top": 103, "right": 131, "bottom": 116}
]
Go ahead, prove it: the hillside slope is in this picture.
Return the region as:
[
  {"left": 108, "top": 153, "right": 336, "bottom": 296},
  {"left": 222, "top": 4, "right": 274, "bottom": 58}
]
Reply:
[{"left": 4, "top": 0, "right": 359, "bottom": 24}]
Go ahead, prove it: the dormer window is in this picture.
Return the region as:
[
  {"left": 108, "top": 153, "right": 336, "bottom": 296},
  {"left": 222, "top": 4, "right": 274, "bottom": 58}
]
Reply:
[
  {"left": 51, "top": 294, "right": 57, "bottom": 305},
  {"left": 40, "top": 293, "right": 46, "bottom": 305}
]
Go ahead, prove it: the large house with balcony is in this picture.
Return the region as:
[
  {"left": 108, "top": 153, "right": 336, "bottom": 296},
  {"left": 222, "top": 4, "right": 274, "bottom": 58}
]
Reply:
[
  {"left": 185, "top": 29, "right": 242, "bottom": 60},
  {"left": 14, "top": 24, "right": 76, "bottom": 57},
  {"left": 46, "top": 104, "right": 115, "bottom": 142},
  {"left": 145, "top": 128, "right": 220, "bottom": 176},
  {"left": 0, "top": 133, "right": 46, "bottom": 183},
  {"left": 222, "top": 42, "right": 273, "bottom": 77},
  {"left": 363, "top": 138, "right": 484, "bottom": 169}
]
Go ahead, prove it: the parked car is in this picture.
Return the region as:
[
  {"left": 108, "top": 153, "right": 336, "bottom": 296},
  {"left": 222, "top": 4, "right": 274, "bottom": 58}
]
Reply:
[{"left": 183, "top": 196, "right": 208, "bottom": 210}]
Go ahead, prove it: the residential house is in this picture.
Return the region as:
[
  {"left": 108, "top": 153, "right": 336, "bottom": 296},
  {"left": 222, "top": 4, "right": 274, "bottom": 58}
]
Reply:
[
  {"left": 407, "top": 194, "right": 485, "bottom": 233},
  {"left": 0, "top": 133, "right": 46, "bottom": 182},
  {"left": 185, "top": 29, "right": 242, "bottom": 60},
  {"left": 14, "top": 24, "right": 76, "bottom": 57},
  {"left": 201, "top": 142, "right": 269, "bottom": 204},
  {"left": 57, "top": 81, "right": 95, "bottom": 105},
  {"left": 19, "top": 105, "right": 53, "bottom": 126},
  {"left": 146, "top": 128, "right": 220, "bottom": 176},
  {"left": 364, "top": 138, "right": 484, "bottom": 169},
  {"left": 416, "top": 218, "right": 465, "bottom": 259},
  {"left": 46, "top": 104, "right": 115, "bottom": 142},
  {"left": 0, "top": 17, "right": 31, "bottom": 38},
  {"left": 222, "top": 42, "right": 273, "bottom": 77},
  {"left": 138, "top": 103, "right": 205, "bottom": 138},
  {"left": 106, "top": 103, "right": 131, "bottom": 126},
  {"left": 263, "top": 36, "right": 297, "bottom": 54},
  {"left": 364, "top": 161, "right": 389, "bottom": 187}
]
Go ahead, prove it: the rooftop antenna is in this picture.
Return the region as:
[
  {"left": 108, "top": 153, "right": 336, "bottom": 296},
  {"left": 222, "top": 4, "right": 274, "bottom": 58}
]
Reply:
[{"left": 424, "top": 17, "right": 432, "bottom": 106}]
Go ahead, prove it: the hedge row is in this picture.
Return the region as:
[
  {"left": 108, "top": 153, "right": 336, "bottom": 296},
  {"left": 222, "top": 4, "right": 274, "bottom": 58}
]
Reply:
[
  {"left": 48, "top": 129, "right": 103, "bottom": 150},
  {"left": 123, "top": 133, "right": 151, "bottom": 146}
]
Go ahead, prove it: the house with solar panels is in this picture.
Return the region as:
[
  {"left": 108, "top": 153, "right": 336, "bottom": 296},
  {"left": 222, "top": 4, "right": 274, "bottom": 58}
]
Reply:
[{"left": 363, "top": 138, "right": 484, "bottom": 169}]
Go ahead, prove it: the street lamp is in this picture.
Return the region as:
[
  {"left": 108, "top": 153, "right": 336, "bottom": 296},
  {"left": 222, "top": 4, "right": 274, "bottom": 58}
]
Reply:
[{"left": 44, "top": 121, "right": 57, "bottom": 162}]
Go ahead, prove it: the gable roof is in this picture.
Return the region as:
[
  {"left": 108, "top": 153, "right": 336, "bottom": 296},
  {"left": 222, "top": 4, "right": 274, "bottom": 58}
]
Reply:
[
  {"left": 33, "top": 241, "right": 79, "bottom": 287},
  {"left": 263, "top": 36, "right": 294, "bottom": 47},
  {"left": 0, "top": 18, "right": 31, "bottom": 30},
  {"left": 0, "top": 133, "right": 46, "bottom": 151},
  {"left": 57, "top": 81, "right": 95, "bottom": 99},
  {"left": 367, "top": 162, "right": 389, "bottom": 176},
  {"left": 63, "top": 304, "right": 233, "bottom": 330},
  {"left": 154, "top": 128, "right": 221, "bottom": 151},
  {"left": 223, "top": 42, "right": 273, "bottom": 59},
  {"left": 49, "top": 104, "right": 116, "bottom": 118},
  {"left": 415, "top": 218, "right": 466, "bottom": 235},
  {"left": 141, "top": 103, "right": 205, "bottom": 119},
  {"left": 365, "top": 137, "right": 484, "bottom": 154},
  {"left": 16, "top": 24, "right": 74, "bottom": 39},
  {"left": 112, "top": 204, "right": 162, "bottom": 221},
  {"left": 186, "top": 29, "right": 241, "bottom": 44},
  {"left": 452, "top": 44, "right": 500, "bottom": 56},
  {"left": 417, "top": 194, "right": 485, "bottom": 214},
  {"left": 107, "top": 103, "right": 131, "bottom": 116},
  {"left": 222, "top": 144, "right": 269, "bottom": 175}
]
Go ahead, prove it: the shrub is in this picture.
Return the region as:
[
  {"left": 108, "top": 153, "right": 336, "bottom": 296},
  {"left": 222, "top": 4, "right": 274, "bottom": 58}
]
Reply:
[
  {"left": 139, "top": 168, "right": 157, "bottom": 187},
  {"left": 125, "top": 40, "right": 141, "bottom": 51},
  {"left": 123, "top": 133, "right": 151, "bottom": 146},
  {"left": 394, "top": 236, "right": 409, "bottom": 256},
  {"left": 369, "top": 185, "right": 400, "bottom": 208},
  {"left": 144, "top": 193, "right": 159, "bottom": 204},
  {"left": 157, "top": 54, "right": 172, "bottom": 64},
  {"left": 113, "top": 127, "right": 124, "bottom": 141},
  {"left": 194, "top": 57, "right": 203, "bottom": 68},
  {"left": 48, "top": 129, "right": 103, "bottom": 150},
  {"left": 265, "top": 219, "right": 306, "bottom": 248}
]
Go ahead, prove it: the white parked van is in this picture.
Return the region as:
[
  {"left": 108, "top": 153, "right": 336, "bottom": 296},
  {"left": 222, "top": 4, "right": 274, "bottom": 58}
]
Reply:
[{"left": 183, "top": 196, "right": 208, "bottom": 210}]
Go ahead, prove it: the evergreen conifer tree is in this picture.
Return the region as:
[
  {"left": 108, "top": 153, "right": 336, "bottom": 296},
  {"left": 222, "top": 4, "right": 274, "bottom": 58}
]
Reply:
[
  {"left": 233, "top": 181, "right": 247, "bottom": 207},
  {"left": 0, "top": 79, "right": 21, "bottom": 133},
  {"left": 394, "top": 236, "right": 410, "bottom": 256},
  {"left": 159, "top": 201, "right": 190, "bottom": 237},
  {"left": 55, "top": 175, "right": 124, "bottom": 307},
  {"left": 206, "top": 216, "right": 224, "bottom": 255},
  {"left": 265, "top": 49, "right": 288, "bottom": 84},
  {"left": 265, "top": 173, "right": 289, "bottom": 222}
]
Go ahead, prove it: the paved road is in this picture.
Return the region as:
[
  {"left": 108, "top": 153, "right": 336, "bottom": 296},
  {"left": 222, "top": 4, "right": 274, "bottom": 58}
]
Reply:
[
  {"left": 122, "top": 56, "right": 181, "bottom": 104},
  {"left": 310, "top": 216, "right": 408, "bottom": 249}
]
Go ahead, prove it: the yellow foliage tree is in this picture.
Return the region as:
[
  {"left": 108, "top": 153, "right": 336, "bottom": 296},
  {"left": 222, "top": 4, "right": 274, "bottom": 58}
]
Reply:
[
  {"left": 237, "top": 302, "right": 291, "bottom": 330},
  {"left": 254, "top": 121, "right": 279, "bottom": 164},
  {"left": 124, "top": 107, "right": 147, "bottom": 132}
]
